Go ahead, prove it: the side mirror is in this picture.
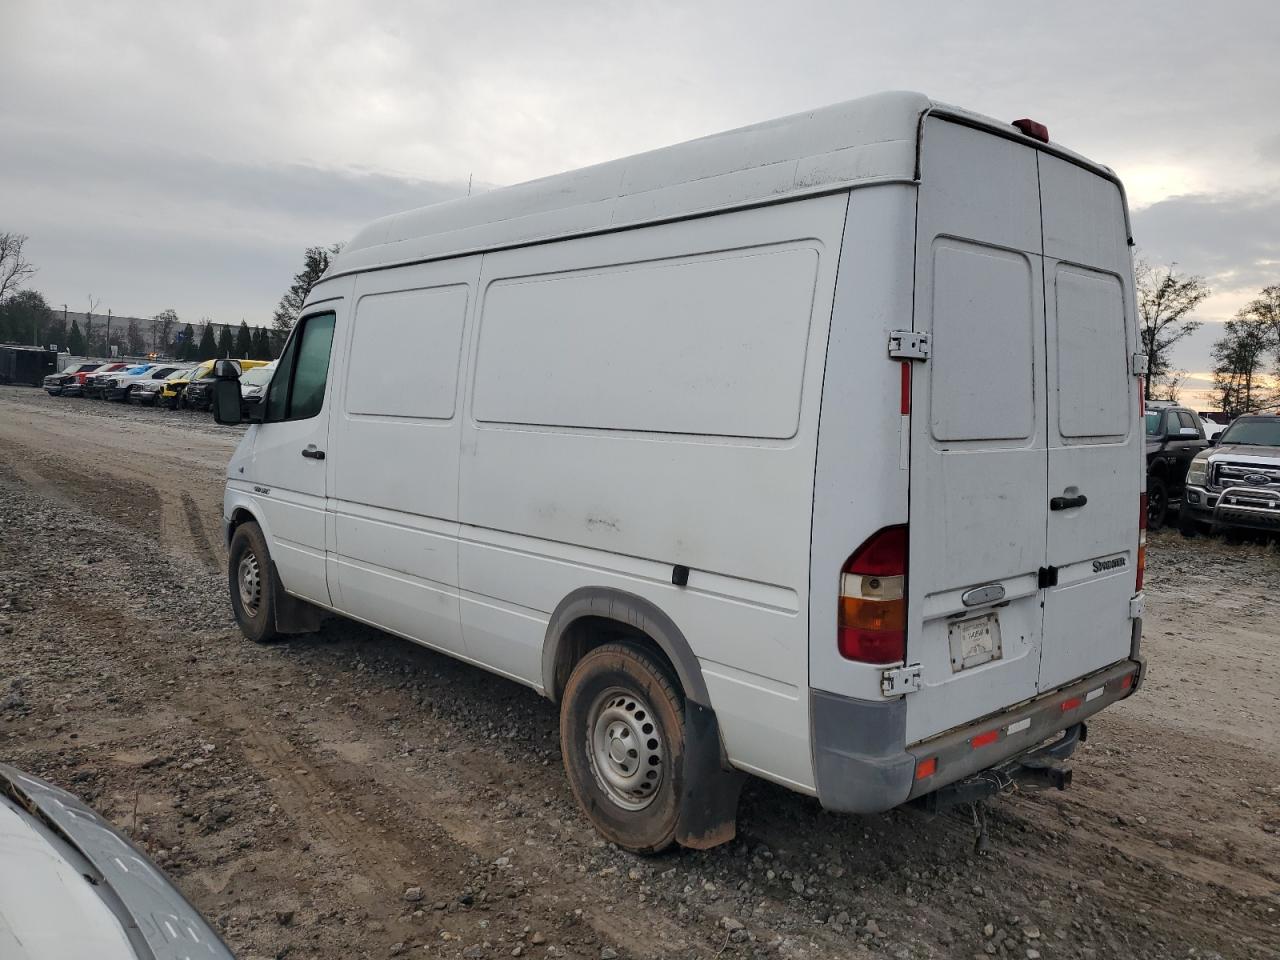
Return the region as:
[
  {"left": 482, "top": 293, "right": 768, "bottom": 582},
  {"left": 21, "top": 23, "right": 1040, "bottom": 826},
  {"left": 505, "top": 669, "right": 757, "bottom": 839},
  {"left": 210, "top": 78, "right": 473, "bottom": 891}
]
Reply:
[
  {"left": 1209, "top": 436, "right": 1219, "bottom": 446},
  {"left": 1178, "top": 427, "right": 1199, "bottom": 438},
  {"left": 212, "top": 379, "right": 243, "bottom": 425},
  {"left": 213, "top": 359, "right": 243, "bottom": 380}
]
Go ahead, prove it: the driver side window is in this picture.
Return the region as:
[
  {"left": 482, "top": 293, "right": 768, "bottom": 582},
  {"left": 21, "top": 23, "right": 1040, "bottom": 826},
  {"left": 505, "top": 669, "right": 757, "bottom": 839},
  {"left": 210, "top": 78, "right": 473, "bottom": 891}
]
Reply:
[{"left": 265, "top": 311, "right": 337, "bottom": 423}]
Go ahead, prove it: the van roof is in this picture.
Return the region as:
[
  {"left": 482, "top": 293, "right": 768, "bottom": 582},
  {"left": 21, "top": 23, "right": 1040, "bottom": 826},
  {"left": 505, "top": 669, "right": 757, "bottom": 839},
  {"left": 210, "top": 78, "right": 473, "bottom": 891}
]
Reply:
[{"left": 327, "top": 91, "right": 1119, "bottom": 279}]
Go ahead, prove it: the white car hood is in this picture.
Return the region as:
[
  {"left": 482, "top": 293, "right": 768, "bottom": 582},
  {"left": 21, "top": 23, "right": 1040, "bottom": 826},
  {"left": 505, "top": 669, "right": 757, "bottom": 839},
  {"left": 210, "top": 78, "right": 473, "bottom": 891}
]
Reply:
[
  {"left": 0, "top": 796, "right": 137, "bottom": 959},
  {"left": 0, "top": 765, "right": 233, "bottom": 960}
]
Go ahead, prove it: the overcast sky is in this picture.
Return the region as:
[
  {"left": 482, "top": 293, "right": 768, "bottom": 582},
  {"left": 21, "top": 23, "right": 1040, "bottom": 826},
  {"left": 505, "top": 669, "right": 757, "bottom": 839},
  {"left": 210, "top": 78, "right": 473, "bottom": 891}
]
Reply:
[{"left": 3, "top": 0, "right": 1277, "bottom": 404}]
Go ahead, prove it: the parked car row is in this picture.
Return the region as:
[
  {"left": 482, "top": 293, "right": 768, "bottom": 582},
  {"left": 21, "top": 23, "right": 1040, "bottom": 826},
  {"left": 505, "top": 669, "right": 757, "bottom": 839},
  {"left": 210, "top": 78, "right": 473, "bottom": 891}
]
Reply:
[
  {"left": 1143, "top": 402, "right": 1280, "bottom": 539},
  {"left": 43, "top": 358, "right": 275, "bottom": 412}
]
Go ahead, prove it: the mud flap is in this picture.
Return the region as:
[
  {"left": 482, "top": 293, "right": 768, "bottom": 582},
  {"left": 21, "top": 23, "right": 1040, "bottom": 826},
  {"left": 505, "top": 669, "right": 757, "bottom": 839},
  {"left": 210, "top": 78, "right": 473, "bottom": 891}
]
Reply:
[
  {"left": 675, "top": 701, "right": 746, "bottom": 850},
  {"left": 270, "top": 560, "right": 325, "bottom": 634}
]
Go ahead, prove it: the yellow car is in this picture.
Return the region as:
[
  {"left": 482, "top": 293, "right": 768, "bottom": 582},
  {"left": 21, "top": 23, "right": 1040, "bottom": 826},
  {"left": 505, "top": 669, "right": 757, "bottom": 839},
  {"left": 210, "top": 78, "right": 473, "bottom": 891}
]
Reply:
[{"left": 162, "top": 359, "right": 270, "bottom": 410}]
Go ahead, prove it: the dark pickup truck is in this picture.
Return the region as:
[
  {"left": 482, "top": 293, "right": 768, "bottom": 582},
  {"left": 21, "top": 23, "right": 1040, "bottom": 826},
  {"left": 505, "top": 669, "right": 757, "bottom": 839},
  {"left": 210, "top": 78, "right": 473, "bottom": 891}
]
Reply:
[{"left": 1145, "top": 405, "right": 1209, "bottom": 529}]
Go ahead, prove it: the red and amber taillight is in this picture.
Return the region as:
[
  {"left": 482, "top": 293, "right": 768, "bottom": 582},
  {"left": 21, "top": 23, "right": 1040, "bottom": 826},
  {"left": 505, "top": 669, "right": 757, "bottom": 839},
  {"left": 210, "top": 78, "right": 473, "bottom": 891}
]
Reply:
[{"left": 838, "top": 525, "right": 907, "bottom": 664}]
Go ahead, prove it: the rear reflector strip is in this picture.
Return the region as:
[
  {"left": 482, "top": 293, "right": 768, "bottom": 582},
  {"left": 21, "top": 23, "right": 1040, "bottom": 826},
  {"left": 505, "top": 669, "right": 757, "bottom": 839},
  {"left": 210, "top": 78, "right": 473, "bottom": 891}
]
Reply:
[
  {"left": 1120, "top": 673, "right": 1134, "bottom": 691},
  {"left": 914, "top": 757, "right": 937, "bottom": 780},
  {"left": 1006, "top": 717, "right": 1031, "bottom": 735},
  {"left": 970, "top": 729, "right": 1000, "bottom": 749},
  {"left": 1061, "top": 696, "right": 1083, "bottom": 712}
]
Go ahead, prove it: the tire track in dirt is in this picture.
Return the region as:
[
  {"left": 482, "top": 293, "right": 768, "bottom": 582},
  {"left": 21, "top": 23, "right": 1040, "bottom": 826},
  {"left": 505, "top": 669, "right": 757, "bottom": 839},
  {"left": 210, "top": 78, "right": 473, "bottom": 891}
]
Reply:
[{"left": 181, "top": 491, "right": 221, "bottom": 569}]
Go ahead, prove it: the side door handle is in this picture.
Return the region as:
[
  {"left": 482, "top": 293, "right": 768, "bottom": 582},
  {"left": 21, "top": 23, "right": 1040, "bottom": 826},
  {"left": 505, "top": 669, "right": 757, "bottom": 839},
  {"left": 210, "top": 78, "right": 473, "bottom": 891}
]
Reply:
[
  {"left": 301, "top": 446, "right": 326, "bottom": 460},
  {"left": 1050, "top": 494, "right": 1087, "bottom": 511}
]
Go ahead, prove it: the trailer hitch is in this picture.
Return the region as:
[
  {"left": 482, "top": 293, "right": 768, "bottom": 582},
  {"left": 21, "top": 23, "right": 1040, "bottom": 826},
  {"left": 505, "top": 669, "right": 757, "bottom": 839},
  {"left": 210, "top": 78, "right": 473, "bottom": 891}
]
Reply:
[{"left": 912, "top": 723, "right": 1087, "bottom": 815}]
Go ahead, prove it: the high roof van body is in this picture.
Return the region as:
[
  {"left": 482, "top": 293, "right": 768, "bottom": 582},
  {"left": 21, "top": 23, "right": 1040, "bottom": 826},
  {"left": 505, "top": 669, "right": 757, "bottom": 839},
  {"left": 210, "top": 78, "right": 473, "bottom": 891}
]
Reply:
[{"left": 217, "top": 91, "right": 1145, "bottom": 851}]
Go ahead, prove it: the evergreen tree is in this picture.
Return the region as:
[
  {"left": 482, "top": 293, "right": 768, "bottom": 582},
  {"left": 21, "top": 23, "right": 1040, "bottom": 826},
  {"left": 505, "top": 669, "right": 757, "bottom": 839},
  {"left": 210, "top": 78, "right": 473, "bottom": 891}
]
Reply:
[
  {"left": 0, "top": 290, "right": 55, "bottom": 346},
  {"left": 196, "top": 323, "right": 217, "bottom": 359},
  {"left": 272, "top": 243, "right": 342, "bottom": 337},
  {"left": 217, "top": 324, "right": 234, "bottom": 358},
  {"left": 176, "top": 323, "right": 196, "bottom": 360},
  {"left": 68, "top": 318, "right": 86, "bottom": 354},
  {"left": 235, "top": 321, "right": 252, "bottom": 357}
]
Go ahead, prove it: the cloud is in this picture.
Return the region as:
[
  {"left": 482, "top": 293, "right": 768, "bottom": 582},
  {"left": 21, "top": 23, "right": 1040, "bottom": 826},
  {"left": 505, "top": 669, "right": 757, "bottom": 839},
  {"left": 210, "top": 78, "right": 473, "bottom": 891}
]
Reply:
[
  {"left": 1133, "top": 190, "right": 1280, "bottom": 307},
  {"left": 2, "top": 0, "right": 1278, "bottom": 338},
  {"left": 0, "top": 131, "right": 466, "bottom": 322}
]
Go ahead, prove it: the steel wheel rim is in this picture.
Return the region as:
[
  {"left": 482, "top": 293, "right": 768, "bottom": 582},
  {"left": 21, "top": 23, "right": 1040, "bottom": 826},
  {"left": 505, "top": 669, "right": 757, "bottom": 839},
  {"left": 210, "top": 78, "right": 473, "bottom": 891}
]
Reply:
[
  {"left": 586, "top": 686, "right": 665, "bottom": 811},
  {"left": 237, "top": 551, "right": 262, "bottom": 616}
]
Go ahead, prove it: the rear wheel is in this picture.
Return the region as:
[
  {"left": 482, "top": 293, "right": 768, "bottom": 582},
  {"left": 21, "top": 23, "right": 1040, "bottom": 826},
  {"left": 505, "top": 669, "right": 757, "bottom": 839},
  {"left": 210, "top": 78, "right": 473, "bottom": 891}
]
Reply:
[
  {"left": 228, "top": 521, "right": 280, "bottom": 644},
  {"left": 1147, "top": 477, "right": 1168, "bottom": 530},
  {"left": 560, "top": 643, "right": 686, "bottom": 854}
]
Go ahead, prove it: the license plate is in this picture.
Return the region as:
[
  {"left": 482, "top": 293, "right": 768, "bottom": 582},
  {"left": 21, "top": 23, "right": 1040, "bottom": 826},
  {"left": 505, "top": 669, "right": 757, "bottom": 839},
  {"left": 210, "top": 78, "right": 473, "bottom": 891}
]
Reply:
[{"left": 949, "top": 614, "right": 1002, "bottom": 671}]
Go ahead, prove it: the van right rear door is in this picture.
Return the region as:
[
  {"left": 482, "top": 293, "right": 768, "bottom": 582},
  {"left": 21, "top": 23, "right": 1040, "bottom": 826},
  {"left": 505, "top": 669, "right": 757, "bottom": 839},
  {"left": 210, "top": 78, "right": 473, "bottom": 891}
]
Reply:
[{"left": 1037, "top": 154, "right": 1140, "bottom": 690}]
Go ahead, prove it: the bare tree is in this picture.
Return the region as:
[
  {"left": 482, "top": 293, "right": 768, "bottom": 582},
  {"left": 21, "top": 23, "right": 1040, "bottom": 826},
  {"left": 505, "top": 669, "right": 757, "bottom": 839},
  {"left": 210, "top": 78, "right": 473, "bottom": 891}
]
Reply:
[
  {"left": 0, "top": 232, "right": 37, "bottom": 302},
  {"left": 154, "top": 308, "right": 178, "bottom": 355},
  {"left": 1211, "top": 310, "right": 1278, "bottom": 417},
  {"left": 1135, "top": 257, "right": 1210, "bottom": 400},
  {"left": 1238, "top": 285, "right": 1280, "bottom": 365}
]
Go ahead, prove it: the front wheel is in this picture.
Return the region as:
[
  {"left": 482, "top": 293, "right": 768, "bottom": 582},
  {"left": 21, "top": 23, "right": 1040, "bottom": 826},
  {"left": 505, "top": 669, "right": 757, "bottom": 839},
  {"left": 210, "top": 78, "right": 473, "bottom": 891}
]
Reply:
[
  {"left": 228, "top": 521, "right": 280, "bottom": 644},
  {"left": 1147, "top": 477, "right": 1168, "bottom": 530},
  {"left": 560, "top": 643, "right": 686, "bottom": 854}
]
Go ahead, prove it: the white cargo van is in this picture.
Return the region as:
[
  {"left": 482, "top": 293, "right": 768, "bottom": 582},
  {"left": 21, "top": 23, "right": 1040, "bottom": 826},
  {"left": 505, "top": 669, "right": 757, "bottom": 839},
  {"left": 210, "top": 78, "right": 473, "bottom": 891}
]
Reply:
[{"left": 213, "top": 91, "right": 1146, "bottom": 853}]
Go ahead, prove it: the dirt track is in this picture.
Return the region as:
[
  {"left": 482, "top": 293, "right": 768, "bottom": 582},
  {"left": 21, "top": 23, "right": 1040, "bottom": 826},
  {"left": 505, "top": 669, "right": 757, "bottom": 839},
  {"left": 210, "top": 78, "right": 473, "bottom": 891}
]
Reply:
[{"left": 1, "top": 384, "right": 1278, "bottom": 960}]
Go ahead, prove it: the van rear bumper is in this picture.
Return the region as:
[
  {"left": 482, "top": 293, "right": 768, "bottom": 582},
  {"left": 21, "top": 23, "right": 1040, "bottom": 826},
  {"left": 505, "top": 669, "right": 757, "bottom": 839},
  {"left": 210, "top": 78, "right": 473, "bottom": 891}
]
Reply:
[{"left": 811, "top": 654, "right": 1142, "bottom": 815}]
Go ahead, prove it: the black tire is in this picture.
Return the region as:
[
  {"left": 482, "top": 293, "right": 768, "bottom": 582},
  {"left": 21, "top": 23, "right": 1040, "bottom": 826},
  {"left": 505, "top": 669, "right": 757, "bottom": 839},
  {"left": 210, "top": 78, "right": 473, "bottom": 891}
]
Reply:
[
  {"left": 1147, "top": 477, "right": 1168, "bottom": 530},
  {"left": 560, "top": 642, "right": 686, "bottom": 854},
  {"left": 1178, "top": 505, "right": 1200, "bottom": 538},
  {"left": 228, "top": 521, "right": 280, "bottom": 644}
]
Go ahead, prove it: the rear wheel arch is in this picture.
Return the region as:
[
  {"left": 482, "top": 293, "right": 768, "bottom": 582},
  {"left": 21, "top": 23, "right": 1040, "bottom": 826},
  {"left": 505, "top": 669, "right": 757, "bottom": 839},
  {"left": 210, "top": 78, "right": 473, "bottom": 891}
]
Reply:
[{"left": 542, "top": 588, "right": 710, "bottom": 708}]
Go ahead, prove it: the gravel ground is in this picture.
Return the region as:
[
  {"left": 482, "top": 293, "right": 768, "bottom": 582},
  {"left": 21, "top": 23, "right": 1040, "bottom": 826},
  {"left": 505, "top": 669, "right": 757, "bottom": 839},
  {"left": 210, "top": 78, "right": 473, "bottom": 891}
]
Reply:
[{"left": 1, "top": 384, "right": 1278, "bottom": 960}]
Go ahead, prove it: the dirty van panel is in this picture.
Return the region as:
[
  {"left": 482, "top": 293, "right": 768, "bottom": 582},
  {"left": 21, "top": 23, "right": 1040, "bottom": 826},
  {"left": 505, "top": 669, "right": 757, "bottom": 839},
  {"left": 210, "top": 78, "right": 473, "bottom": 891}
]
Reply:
[
  {"left": 1039, "top": 155, "right": 1140, "bottom": 689},
  {"left": 905, "top": 118, "right": 1048, "bottom": 745}
]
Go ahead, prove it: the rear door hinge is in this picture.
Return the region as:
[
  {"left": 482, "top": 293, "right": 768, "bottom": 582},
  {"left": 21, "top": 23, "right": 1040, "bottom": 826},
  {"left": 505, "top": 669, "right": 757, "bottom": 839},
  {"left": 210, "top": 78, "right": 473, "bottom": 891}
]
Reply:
[
  {"left": 889, "top": 331, "right": 931, "bottom": 361},
  {"left": 1131, "top": 353, "right": 1149, "bottom": 376},
  {"left": 1038, "top": 566, "right": 1060, "bottom": 589},
  {"left": 881, "top": 663, "right": 923, "bottom": 697}
]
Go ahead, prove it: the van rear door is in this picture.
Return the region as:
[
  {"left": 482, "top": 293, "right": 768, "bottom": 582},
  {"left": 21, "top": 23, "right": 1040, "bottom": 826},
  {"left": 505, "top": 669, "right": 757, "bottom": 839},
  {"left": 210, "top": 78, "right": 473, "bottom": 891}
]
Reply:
[
  {"left": 904, "top": 119, "right": 1049, "bottom": 744},
  {"left": 1037, "top": 154, "right": 1139, "bottom": 690},
  {"left": 905, "top": 119, "right": 1139, "bottom": 745}
]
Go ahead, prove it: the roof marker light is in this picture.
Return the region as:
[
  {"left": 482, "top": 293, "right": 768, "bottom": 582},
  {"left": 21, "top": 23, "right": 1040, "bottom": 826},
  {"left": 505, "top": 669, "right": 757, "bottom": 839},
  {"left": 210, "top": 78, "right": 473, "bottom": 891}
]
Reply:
[{"left": 1012, "top": 118, "right": 1050, "bottom": 143}]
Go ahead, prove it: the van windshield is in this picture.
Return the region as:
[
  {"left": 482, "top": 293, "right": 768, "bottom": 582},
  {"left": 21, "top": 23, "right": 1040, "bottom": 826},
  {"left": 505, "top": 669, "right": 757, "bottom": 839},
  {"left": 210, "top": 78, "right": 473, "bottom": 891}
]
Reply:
[{"left": 1218, "top": 418, "right": 1280, "bottom": 447}]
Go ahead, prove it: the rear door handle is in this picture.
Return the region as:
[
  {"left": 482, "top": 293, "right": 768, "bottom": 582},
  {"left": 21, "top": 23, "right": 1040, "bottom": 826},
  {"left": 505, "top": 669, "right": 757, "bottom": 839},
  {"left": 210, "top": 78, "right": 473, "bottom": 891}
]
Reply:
[
  {"left": 301, "top": 446, "right": 326, "bottom": 460},
  {"left": 1050, "top": 494, "right": 1087, "bottom": 511}
]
